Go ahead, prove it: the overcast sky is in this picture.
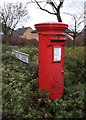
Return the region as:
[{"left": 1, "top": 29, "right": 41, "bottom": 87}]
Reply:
[{"left": 1, "top": 0, "right": 85, "bottom": 29}]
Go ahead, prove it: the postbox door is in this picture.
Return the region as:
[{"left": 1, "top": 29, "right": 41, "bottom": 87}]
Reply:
[{"left": 50, "top": 44, "right": 64, "bottom": 99}]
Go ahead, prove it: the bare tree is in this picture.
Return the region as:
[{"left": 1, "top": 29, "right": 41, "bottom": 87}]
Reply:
[
  {"left": 65, "top": 13, "right": 84, "bottom": 47},
  {"left": 34, "top": 0, "right": 65, "bottom": 22},
  {"left": 0, "top": 2, "right": 29, "bottom": 44}
]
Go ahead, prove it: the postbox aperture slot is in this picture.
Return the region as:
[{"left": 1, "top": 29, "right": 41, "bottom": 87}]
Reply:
[
  {"left": 53, "top": 47, "right": 61, "bottom": 62},
  {"left": 51, "top": 40, "right": 64, "bottom": 42}
]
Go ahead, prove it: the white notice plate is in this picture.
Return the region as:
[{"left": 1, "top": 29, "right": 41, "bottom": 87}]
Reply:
[
  {"left": 11, "top": 50, "right": 29, "bottom": 64},
  {"left": 54, "top": 47, "right": 61, "bottom": 61}
]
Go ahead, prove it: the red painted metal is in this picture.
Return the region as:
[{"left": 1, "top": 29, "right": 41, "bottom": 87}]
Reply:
[{"left": 35, "top": 22, "right": 68, "bottom": 100}]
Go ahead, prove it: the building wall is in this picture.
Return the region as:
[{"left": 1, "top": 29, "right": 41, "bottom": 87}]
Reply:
[
  {"left": 32, "top": 33, "right": 38, "bottom": 41},
  {"left": 21, "top": 28, "right": 33, "bottom": 40},
  {"left": 18, "top": 28, "right": 38, "bottom": 41}
]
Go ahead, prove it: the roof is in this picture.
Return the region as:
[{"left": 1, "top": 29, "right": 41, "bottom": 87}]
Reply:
[
  {"left": 65, "top": 28, "right": 73, "bottom": 33},
  {"left": 16, "top": 27, "right": 32, "bottom": 35},
  {"left": 31, "top": 29, "right": 38, "bottom": 33},
  {"left": 32, "top": 28, "right": 73, "bottom": 33}
]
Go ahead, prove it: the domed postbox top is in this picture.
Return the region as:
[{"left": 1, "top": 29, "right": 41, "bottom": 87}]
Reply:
[{"left": 35, "top": 22, "right": 68, "bottom": 33}]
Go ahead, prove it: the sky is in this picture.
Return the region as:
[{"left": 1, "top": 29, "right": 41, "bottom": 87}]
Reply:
[{"left": 0, "top": 0, "right": 85, "bottom": 30}]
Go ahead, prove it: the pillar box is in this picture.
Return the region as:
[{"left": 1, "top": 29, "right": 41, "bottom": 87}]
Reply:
[{"left": 35, "top": 22, "right": 68, "bottom": 100}]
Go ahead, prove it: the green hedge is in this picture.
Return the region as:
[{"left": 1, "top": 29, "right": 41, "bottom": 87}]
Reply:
[{"left": 2, "top": 45, "right": 85, "bottom": 119}]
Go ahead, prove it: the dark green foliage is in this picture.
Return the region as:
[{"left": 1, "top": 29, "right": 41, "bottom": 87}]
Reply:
[
  {"left": 2, "top": 45, "right": 85, "bottom": 119},
  {"left": 65, "top": 47, "right": 85, "bottom": 84}
]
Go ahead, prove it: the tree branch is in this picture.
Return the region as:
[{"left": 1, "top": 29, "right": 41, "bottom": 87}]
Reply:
[
  {"left": 66, "top": 32, "right": 73, "bottom": 37},
  {"left": 0, "top": 2, "right": 29, "bottom": 44},
  {"left": 76, "top": 20, "right": 84, "bottom": 29},
  {"left": 35, "top": 0, "right": 56, "bottom": 15},
  {"left": 57, "top": 2, "right": 63, "bottom": 11},
  {"left": 47, "top": 1, "right": 57, "bottom": 11}
]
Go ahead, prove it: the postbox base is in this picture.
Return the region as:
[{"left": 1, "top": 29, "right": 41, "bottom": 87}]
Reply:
[
  {"left": 38, "top": 87, "right": 64, "bottom": 100},
  {"left": 49, "top": 93, "right": 63, "bottom": 100},
  {"left": 39, "top": 92, "right": 63, "bottom": 100}
]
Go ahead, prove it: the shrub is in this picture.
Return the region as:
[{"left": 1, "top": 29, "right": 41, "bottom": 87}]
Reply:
[
  {"left": 65, "top": 47, "right": 85, "bottom": 84},
  {"left": 2, "top": 45, "right": 85, "bottom": 119}
]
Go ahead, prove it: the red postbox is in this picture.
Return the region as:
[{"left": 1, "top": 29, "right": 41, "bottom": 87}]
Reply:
[{"left": 35, "top": 22, "right": 68, "bottom": 100}]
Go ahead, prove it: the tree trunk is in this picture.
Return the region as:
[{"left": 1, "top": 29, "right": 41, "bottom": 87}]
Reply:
[
  {"left": 57, "top": 11, "right": 62, "bottom": 22},
  {"left": 73, "top": 36, "right": 76, "bottom": 49},
  {"left": 3, "top": 34, "right": 10, "bottom": 45}
]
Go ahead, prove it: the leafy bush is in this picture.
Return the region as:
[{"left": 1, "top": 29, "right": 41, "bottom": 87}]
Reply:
[
  {"left": 2, "top": 45, "right": 85, "bottom": 119},
  {"left": 65, "top": 47, "right": 85, "bottom": 84}
]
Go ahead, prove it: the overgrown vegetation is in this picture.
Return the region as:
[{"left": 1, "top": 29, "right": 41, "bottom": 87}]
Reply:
[{"left": 2, "top": 45, "right": 85, "bottom": 119}]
